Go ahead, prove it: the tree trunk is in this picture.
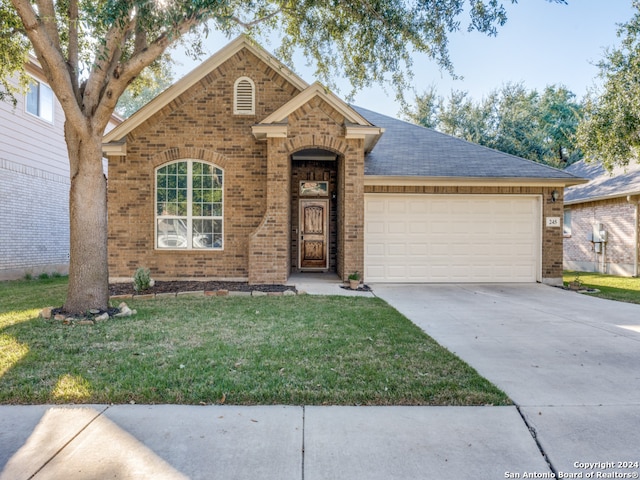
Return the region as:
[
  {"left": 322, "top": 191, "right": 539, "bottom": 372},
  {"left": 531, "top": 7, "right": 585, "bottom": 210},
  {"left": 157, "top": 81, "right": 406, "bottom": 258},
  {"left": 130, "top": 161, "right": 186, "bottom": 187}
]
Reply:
[{"left": 63, "top": 124, "right": 110, "bottom": 313}]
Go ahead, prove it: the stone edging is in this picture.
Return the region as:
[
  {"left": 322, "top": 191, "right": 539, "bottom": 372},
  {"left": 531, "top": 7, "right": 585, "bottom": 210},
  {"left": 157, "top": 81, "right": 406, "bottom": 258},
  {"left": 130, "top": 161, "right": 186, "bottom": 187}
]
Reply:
[{"left": 110, "top": 289, "right": 300, "bottom": 301}]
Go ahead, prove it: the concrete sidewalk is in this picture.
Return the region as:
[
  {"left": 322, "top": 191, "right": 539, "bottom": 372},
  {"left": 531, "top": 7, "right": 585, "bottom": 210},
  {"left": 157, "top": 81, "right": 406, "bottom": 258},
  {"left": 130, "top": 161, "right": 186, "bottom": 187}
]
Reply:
[{"left": 1, "top": 404, "right": 549, "bottom": 480}]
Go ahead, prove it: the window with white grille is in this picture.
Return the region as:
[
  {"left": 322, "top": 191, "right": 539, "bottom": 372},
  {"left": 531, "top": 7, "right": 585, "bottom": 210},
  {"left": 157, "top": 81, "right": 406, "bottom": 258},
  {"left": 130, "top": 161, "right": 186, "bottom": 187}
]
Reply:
[{"left": 234, "top": 77, "right": 255, "bottom": 115}]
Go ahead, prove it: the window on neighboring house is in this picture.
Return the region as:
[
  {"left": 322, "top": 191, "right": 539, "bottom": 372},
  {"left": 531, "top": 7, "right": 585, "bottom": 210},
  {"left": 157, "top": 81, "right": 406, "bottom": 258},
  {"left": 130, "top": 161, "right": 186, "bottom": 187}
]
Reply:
[
  {"left": 156, "top": 160, "right": 223, "bottom": 250},
  {"left": 26, "top": 78, "right": 54, "bottom": 123},
  {"left": 563, "top": 208, "right": 572, "bottom": 237},
  {"left": 234, "top": 76, "right": 255, "bottom": 115}
]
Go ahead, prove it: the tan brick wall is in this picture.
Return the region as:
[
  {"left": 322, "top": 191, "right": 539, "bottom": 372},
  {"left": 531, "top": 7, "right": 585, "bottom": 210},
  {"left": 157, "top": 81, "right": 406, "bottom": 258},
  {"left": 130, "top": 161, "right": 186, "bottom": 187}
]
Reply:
[
  {"left": 541, "top": 187, "right": 564, "bottom": 284},
  {"left": 563, "top": 197, "right": 639, "bottom": 276},
  {"left": 247, "top": 136, "right": 291, "bottom": 284},
  {"left": 365, "top": 185, "right": 564, "bottom": 284},
  {"left": 108, "top": 49, "right": 301, "bottom": 281},
  {"left": 249, "top": 96, "right": 365, "bottom": 283}
]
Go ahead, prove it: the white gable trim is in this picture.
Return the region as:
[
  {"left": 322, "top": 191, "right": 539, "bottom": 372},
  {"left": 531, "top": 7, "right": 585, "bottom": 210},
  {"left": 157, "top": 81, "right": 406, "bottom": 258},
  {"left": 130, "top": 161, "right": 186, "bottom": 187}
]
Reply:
[
  {"left": 259, "top": 82, "right": 371, "bottom": 126},
  {"left": 253, "top": 82, "right": 384, "bottom": 152}
]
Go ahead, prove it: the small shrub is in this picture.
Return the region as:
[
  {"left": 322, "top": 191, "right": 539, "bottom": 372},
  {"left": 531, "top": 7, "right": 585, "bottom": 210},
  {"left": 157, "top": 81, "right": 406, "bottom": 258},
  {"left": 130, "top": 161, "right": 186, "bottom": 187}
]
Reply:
[
  {"left": 38, "top": 273, "right": 50, "bottom": 280},
  {"left": 348, "top": 271, "right": 361, "bottom": 281},
  {"left": 133, "top": 267, "right": 154, "bottom": 292},
  {"left": 24, "top": 273, "right": 33, "bottom": 281}
]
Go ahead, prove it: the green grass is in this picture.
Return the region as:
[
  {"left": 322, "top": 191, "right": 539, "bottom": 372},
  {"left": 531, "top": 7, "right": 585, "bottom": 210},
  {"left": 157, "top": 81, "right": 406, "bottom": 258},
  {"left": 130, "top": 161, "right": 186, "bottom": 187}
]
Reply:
[
  {"left": 563, "top": 271, "right": 640, "bottom": 304},
  {"left": 0, "top": 277, "right": 510, "bottom": 406}
]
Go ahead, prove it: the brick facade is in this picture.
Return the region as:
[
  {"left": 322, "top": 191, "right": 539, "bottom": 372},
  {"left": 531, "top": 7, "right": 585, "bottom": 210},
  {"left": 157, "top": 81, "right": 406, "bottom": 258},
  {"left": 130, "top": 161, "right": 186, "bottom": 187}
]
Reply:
[
  {"left": 108, "top": 49, "right": 301, "bottom": 282},
  {"left": 564, "top": 197, "right": 639, "bottom": 276},
  {"left": 0, "top": 159, "right": 70, "bottom": 280},
  {"left": 107, "top": 48, "right": 366, "bottom": 284},
  {"left": 106, "top": 40, "right": 568, "bottom": 286}
]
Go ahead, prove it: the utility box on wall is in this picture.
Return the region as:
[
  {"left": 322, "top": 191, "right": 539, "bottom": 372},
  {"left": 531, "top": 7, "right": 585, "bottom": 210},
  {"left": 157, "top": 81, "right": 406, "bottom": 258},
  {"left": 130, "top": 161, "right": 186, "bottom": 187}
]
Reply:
[{"left": 589, "top": 223, "right": 608, "bottom": 245}]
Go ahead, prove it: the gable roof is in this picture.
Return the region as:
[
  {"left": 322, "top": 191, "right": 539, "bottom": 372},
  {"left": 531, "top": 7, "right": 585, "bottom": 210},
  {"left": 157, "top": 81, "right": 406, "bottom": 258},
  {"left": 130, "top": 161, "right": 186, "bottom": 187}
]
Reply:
[
  {"left": 564, "top": 160, "right": 640, "bottom": 205},
  {"left": 253, "top": 82, "right": 383, "bottom": 152},
  {"left": 102, "top": 35, "right": 588, "bottom": 187},
  {"left": 103, "top": 35, "right": 308, "bottom": 146},
  {"left": 355, "top": 106, "right": 586, "bottom": 185}
]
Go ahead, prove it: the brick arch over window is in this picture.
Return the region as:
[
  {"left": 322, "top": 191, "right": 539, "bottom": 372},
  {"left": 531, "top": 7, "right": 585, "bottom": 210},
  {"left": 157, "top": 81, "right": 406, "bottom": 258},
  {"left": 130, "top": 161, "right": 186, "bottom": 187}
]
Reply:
[
  {"left": 151, "top": 147, "right": 229, "bottom": 170},
  {"left": 283, "top": 135, "right": 347, "bottom": 157}
]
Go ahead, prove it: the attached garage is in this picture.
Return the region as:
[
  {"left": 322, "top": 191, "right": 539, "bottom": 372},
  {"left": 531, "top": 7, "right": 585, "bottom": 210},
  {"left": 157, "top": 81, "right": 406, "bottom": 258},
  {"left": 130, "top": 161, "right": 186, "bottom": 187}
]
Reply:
[{"left": 365, "top": 194, "right": 541, "bottom": 283}]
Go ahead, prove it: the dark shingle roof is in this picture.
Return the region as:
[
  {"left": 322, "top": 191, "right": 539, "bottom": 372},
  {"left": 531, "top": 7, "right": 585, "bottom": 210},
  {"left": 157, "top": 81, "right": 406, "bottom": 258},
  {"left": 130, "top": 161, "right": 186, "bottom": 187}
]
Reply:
[
  {"left": 564, "top": 160, "right": 640, "bottom": 204},
  {"left": 353, "top": 106, "right": 583, "bottom": 181}
]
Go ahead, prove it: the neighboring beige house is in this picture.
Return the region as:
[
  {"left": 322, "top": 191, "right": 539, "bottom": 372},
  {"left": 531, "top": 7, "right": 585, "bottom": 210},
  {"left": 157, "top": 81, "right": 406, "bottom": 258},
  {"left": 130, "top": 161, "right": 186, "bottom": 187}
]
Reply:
[
  {"left": 103, "top": 36, "right": 585, "bottom": 286},
  {"left": 0, "top": 59, "right": 120, "bottom": 280},
  {"left": 564, "top": 160, "right": 640, "bottom": 276}
]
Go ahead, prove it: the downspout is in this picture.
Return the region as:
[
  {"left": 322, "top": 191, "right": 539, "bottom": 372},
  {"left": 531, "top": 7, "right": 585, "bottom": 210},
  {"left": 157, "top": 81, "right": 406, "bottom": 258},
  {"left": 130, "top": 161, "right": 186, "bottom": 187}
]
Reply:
[{"left": 628, "top": 195, "right": 639, "bottom": 277}]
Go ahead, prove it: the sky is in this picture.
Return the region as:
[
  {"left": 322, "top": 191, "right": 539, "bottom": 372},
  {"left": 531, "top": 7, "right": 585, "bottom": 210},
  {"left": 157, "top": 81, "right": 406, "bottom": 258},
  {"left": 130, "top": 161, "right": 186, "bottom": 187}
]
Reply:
[{"left": 172, "top": 1, "right": 637, "bottom": 119}]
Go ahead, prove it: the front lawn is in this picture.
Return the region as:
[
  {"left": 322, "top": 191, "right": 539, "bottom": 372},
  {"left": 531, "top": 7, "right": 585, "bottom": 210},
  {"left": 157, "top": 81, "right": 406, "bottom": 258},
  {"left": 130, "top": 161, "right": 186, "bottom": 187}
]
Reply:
[
  {"left": 0, "top": 276, "right": 510, "bottom": 406},
  {"left": 563, "top": 271, "right": 640, "bottom": 304}
]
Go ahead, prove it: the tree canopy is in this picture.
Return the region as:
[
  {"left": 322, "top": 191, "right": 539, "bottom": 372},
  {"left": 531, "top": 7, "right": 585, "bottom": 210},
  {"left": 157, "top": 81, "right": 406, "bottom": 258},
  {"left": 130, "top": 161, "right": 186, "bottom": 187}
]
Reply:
[
  {"left": 405, "top": 82, "right": 583, "bottom": 167},
  {"left": 1, "top": 0, "right": 567, "bottom": 312},
  {"left": 577, "top": 1, "right": 640, "bottom": 170}
]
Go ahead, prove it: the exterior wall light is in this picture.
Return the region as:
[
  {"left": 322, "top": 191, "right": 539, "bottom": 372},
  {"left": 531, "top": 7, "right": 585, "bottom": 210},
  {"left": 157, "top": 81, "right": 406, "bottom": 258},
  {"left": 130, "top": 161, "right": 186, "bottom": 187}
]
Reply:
[{"left": 551, "top": 190, "right": 559, "bottom": 203}]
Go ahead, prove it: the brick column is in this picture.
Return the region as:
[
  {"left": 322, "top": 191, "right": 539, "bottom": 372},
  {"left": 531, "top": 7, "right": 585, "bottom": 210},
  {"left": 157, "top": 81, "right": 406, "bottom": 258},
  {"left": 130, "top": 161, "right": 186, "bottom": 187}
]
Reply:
[
  {"left": 339, "top": 138, "right": 365, "bottom": 281},
  {"left": 542, "top": 187, "right": 564, "bottom": 286},
  {"left": 248, "top": 138, "right": 291, "bottom": 284}
]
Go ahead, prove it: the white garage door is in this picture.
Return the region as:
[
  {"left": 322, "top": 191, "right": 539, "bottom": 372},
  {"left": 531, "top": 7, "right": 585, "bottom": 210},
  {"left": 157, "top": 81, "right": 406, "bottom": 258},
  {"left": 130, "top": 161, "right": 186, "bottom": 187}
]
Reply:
[{"left": 365, "top": 194, "right": 540, "bottom": 283}]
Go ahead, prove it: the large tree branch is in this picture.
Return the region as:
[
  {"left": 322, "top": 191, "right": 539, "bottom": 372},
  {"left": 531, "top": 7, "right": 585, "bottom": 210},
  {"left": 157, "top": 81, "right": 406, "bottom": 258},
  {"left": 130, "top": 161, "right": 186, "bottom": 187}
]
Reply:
[
  {"left": 82, "top": 18, "right": 133, "bottom": 116},
  {"left": 35, "top": 0, "right": 61, "bottom": 53},
  {"left": 230, "top": 9, "right": 281, "bottom": 30},
  {"left": 67, "top": 0, "right": 79, "bottom": 99},
  {"left": 10, "top": 0, "right": 87, "bottom": 134},
  {"left": 92, "top": 16, "right": 201, "bottom": 130}
]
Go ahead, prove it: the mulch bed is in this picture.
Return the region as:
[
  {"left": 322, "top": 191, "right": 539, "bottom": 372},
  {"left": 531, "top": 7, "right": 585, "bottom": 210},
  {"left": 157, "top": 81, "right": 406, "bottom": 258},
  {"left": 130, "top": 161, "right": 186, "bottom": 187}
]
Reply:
[{"left": 109, "top": 280, "right": 295, "bottom": 296}]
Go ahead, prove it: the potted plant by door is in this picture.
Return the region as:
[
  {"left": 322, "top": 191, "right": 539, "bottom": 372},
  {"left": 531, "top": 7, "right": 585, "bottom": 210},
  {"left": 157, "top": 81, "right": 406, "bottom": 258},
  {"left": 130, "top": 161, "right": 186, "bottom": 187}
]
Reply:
[{"left": 348, "top": 272, "right": 361, "bottom": 290}]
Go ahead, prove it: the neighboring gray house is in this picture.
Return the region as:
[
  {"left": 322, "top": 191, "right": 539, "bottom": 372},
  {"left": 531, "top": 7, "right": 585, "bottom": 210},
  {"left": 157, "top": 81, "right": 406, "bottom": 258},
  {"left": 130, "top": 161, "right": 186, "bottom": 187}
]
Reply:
[
  {"left": 563, "top": 160, "right": 640, "bottom": 276},
  {"left": 0, "top": 60, "right": 119, "bottom": 280}
]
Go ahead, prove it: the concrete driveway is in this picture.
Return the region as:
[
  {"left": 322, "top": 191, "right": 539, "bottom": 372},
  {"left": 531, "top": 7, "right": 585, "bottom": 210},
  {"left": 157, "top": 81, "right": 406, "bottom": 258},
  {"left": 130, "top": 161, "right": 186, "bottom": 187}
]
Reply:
[{"left": 374, "top": 283, "right": 640, "bottom": 476}]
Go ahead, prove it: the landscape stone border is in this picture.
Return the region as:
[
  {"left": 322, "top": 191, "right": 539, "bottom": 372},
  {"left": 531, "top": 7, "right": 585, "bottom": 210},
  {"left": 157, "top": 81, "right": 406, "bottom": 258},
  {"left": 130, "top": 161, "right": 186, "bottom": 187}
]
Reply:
[
  {"left": 39, "top": 288, "right": 302, "bottom": 326},
  {"left": 110, "top": 288, "right": 300, "bottom": 301}
]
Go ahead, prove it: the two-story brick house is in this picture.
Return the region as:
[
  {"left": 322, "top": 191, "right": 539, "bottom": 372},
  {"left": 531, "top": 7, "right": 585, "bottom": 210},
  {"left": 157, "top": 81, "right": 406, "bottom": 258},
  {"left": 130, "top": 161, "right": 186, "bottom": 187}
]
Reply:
[
  {"left": 103, "top": 36, "right": 585, "bottom": 286},
  {"left": 0, "top": 59, "right": 120, "bottom": 280}
]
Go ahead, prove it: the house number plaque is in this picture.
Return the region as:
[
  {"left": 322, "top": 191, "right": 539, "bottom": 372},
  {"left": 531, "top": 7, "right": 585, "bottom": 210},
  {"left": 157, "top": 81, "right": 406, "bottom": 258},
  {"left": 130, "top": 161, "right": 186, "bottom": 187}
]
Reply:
[{"left": 546, "top": 217, "right": 561, "bottom": 227}]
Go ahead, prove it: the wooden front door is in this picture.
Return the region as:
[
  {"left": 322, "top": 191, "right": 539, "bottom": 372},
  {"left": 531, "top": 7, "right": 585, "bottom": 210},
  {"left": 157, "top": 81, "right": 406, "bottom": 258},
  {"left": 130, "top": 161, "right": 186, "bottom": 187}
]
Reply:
[{"left": 299, "top": 199, "right": 328, "bottom": 269}]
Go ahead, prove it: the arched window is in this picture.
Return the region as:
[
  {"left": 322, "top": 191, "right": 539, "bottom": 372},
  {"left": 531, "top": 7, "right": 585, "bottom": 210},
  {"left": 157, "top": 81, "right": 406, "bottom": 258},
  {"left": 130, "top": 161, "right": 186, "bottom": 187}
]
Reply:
[
  {"left": 155, "top": 160, "right": 223, "bottom": 250},
  {"left": 234, "top": 76, "right": 255, "bottom": 115}
]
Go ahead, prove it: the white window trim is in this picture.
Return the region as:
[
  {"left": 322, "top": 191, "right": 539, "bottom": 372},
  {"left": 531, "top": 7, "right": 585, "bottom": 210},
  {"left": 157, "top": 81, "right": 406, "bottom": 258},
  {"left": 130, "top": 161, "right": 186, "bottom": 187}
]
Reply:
[
  {"left": 563, "top": 208, "right": 572, "bottom": 237},
  {"left": 25, "top": 75, "right": 54, "bottom": 124},
  {"left": 234, "top": 76, "right": 255, "bottom": 115},
  {"left": 155, "top": 159, "right": 224, "bottom": 251}
]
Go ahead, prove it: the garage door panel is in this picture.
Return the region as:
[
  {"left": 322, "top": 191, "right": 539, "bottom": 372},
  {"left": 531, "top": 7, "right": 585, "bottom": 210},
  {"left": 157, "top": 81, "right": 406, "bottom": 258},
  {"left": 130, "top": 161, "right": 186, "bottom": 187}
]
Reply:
[
  {"left": 365, "top": 195, "right": 540, "bottom": 283},
  {"left": 366, "top": 221, "right": 385, "bottom": 234},
  {"left": 388, "top": 222, "right": 406, "bottom": 234},
  {"left": 388, "top": 201, "right": 407, "bottom": 214},
  {"left": 366, "top": 242, "right": 385, "bottom": 256},
  {"left": 409, "top": 222, "right": 428, "bottom": 234},
  {"left": 409, "top": 243, "right": 428, "bottom": 255}
]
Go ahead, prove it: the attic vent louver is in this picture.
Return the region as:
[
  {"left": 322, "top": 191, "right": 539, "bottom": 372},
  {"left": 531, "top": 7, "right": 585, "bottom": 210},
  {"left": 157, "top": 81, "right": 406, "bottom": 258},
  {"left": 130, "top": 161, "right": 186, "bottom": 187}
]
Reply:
[{"left": 234, "top": 77, "right": 255, "bottom": 115}]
